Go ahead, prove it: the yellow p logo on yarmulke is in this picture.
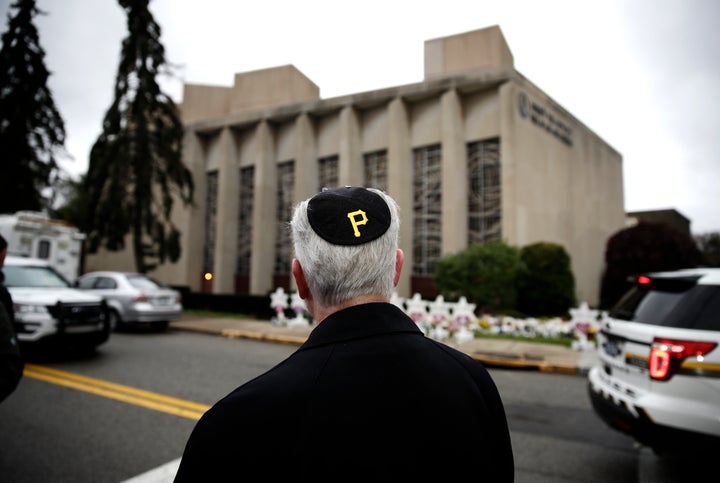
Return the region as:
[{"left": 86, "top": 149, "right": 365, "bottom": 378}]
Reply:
[{"left": 347, "top": 210, "right": 368, "bottom": 237}]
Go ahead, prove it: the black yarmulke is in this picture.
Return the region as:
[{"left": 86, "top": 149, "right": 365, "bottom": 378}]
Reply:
[{"left": 307, "top": 187, "right": 391, "bottom": 245}]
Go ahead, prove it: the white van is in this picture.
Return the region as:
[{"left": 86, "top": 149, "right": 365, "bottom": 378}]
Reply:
[{"left": 0, "top": 211, "right": 85, "bottom": 283}]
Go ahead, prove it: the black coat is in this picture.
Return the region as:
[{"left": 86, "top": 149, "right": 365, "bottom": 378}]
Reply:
[
  {"left": 175, "top": 302, "right": 514, "bottom": 482},
  {"left": 0, "top": 271, "right": 13, "bottom": 323},
  {"left": 0, "top": 272, "right": 23, "bottom": 403}
]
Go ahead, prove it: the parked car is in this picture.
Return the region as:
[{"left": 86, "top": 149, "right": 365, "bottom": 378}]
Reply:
[
  {"left": 3, "top": 256, "right": 110, "bottom": 351},
  {"left": 588, "top": 268, "right": 720, "bottom": 454},
  {"left": 75, "top": 271, "right": 182, "bottom": 331}
]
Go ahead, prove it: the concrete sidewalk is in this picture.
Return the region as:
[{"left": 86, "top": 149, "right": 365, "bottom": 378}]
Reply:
[{"left": 170, "top": 314, "right": 598, "bottom": 375}]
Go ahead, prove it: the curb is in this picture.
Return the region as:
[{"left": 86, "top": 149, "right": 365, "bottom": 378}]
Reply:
[
  {"left": 470, "top": 352, "right": 580, "bottom": 374},
  {"left": 172, "top": 323, "right": 589, "bottom": 375},
  {"left": 220, "top": 329, "right": 308, "bottom": 345}
]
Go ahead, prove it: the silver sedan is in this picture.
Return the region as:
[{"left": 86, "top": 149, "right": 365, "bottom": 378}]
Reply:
[{"left": 75, "top": 271, "right": 182, "bottom": 331}]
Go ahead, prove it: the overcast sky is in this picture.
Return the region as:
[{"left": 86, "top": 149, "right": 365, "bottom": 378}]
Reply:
[{"left": 1, "top": 0, "right": 719, "bottom": 234}]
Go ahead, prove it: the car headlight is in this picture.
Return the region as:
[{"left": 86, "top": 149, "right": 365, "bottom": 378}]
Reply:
[{"left": 14, "top": 304, "right": 50, "bottom": 315}]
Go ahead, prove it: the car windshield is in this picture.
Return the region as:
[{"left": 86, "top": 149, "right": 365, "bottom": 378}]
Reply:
[
  {"left": 3, "top": 264, "right": 71, "bottom": 288},
  {"left": 609, "top": 284, "right": 720, "bottom": 331},
  {"left": 127, "top": 274, "right": 164, "bottom": 290}
]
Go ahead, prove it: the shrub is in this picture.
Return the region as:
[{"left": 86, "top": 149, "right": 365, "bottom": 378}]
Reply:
[
  {"left": 434, "top": 241, "right": 526, "bottom": 313},
  {"left": 174, "top": 287, "right": 275, "bottom": 320},
  {"left": 517, "top": 242, "right": 577, "bottom": 317}
]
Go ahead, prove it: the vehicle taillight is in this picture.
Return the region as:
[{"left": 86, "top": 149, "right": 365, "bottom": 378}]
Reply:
[
  {"left": 637, "top": 275, "right": 651, "bottom": 285},
  {"left": 649, "top": 338, "right": 717, "bottom": 381},
  {"left": 133, "top": 294, "right": 149, "bottom": 303}
]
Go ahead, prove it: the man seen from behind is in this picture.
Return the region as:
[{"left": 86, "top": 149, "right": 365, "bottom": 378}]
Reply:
[{"left": 174, "top": 187, "right": 514, "bottom": 481}]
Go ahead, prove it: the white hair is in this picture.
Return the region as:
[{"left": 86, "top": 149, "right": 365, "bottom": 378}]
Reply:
[{"left": 290, "top": 188, "right": 400, "bottom": 308}]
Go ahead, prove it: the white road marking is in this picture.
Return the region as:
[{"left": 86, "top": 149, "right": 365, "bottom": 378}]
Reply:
[{"left": 120, "top": 457, "right": 181, "bottom": 483}]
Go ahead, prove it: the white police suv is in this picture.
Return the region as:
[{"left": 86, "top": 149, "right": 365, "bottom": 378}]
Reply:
[
  {"left": 4, "top": 255, "right": 111, "bottom": 351},
  {"left": 588, "top": 268, "right": 720, "bottom": 454}
]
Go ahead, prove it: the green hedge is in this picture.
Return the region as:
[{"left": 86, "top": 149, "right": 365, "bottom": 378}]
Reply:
[{"left": 171, "top": 286, "right": 275, "bottom": 320}]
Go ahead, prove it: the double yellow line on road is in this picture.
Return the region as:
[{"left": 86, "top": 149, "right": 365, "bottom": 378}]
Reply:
[{"left": 24, "top": 364, "right": 211, "bottom": 421}]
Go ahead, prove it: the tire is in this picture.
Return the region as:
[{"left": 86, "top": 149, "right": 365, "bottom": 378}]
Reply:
[{"left": 108, "top": 309, "right": 122, "bottom": 331}]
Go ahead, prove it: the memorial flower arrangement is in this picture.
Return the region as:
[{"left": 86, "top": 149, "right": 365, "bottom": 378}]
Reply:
[
  {"left": 396, "top": 294, "right": 602, "bottom": 349},
  {"left": 270, "top": 288, "right": 602, "bottom": 350}
]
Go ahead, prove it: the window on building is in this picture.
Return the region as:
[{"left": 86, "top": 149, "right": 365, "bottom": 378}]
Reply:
[
  {"left": 274, "top": 161, "right": 295, "bottom": 280},
  {"left": 413, "top": 144, "right": 442, "bottom": 277},
  {"left": 467, "top": 138, "right": 501, "bottom": 244},
  {"left": 364, "top": 150, "right": 388, "bottom": 192},
  {"left": 236, "top": 166, "right": 254, "bottom": 276},
  {"left": 203, "top": 170, "right": 218, "bottom": 275},
  {"left": 318, "top": 155, "right": 339, "bottom": 190}
]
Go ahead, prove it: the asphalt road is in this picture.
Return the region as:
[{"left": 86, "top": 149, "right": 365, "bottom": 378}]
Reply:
[{"left": 0, "top": 328, "right": 709, "bottom": 482}]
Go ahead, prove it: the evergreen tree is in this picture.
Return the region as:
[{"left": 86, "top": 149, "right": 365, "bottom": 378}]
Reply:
[
  {"left": 85, "top": 0, "right": 193, "bottom": 273},
  {"left": 694, "top": 231, "right": 720, "bottom": 267},
  {"left": 50, "top": 174, "right": 90, "bottom": 231},
  {"left": 0, "top": 0, "right": 66, "bottom": 214},
  {"left": 599, "top": 222, "right": 702, "bottom": 309}
]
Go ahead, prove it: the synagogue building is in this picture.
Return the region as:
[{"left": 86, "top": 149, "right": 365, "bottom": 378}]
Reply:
[{"left": 86, "top": 25, "right": 625, "bottom": 306}]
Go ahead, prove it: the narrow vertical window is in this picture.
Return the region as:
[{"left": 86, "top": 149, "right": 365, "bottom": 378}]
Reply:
[
  {"left": 274, "top": 161, "right": 295, "bottom": 286},
  {"left": 363, "top": 150, "right": 388, "bottom": 192},
  {"left": 318, "top": 155, "right": 339, "bottom": 190},
  {"left": 203, "top": 170, "right": 218, "bottom": 276},
  {"left": 236, "top": 166, "right": 255, "bottom": 284},
  {"left": 467, "top": 139, "right": 501, "bottom": 245},
  {"left": 413, "top": 144, "right": 442, "bottom": 277}
]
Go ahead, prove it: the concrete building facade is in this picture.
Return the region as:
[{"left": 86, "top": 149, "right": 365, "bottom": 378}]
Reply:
[{"left": 86, "top": 25, "right": 625, "bottom": 306}]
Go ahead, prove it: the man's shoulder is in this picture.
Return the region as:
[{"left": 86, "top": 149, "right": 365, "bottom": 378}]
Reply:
[
  {"left": 202, "top": 359, "right": 309, "bottom": 421},
  {"left": 421, "top": 336, "right": 493, "bottom": 374}
]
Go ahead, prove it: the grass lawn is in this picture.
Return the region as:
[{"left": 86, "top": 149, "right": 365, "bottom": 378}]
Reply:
[
  {"left": 183, "top": 309, "right": 255, "bottom": 319},
  {"left": 473, "top": 331, "right": 575, "bottom": 348},
  {"left": 184, "top": 309, "right": 579, "bottom": 347}
]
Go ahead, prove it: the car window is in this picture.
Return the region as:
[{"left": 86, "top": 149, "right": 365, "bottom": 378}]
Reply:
[
  {"left": 127, "top": 275, "right": 162, "bottom": 290},
  {"left": 669, "top": 285, "right": 720, "bottom": 330},
  {"left": 610, "top": 284, "right": 720, "bottom": 331},
  {"left": 95, "top": 277, "right": 117, "bottom": 289},
  {"left": 77, "top": 277, "right": 98, "bottom": 289},
  {"left": 3, "top": 264, "right": 71, "bottom": 288}
]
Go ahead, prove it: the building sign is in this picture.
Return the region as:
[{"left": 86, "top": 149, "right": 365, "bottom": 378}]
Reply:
[{"left": 518, "top": 92, "right": 573, "bottom": 147}]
